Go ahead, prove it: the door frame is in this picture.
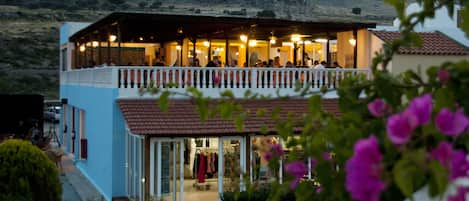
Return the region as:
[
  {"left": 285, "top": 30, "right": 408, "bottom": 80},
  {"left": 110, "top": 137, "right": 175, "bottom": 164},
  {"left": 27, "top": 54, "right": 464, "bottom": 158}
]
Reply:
[{"left": 150, "top": 138, "right": 185, "bottom": 201}]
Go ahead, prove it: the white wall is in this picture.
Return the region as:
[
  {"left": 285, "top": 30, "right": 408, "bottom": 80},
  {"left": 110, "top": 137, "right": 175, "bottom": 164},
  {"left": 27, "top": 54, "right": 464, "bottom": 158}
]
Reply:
[{"left": 391, "top": 54, "right": 469, "bottom": 80}]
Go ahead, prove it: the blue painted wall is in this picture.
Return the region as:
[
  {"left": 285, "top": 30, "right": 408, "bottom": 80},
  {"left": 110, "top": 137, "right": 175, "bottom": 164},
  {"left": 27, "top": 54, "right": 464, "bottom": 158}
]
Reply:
[
  {"left": 60, "top": 85, "right": 126, "bottom": 200},
  {"left": 59, "top": 22, "right": 91, "bottom": 45}
]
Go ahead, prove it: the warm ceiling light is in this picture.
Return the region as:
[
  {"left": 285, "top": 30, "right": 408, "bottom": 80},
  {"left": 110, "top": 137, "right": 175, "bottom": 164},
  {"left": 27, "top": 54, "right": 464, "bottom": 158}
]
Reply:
[
  {"left": 269, "top": 36, "right": 277, "bottom": 44},
  {"left": 195, "top": 49, "right": 202, "bottom": 54},
  {"left": 203, "top": 41, "right": 210, "bottom": 47},
  {"left": 248, "top": 40, "right": 257, "bottom": 47},
  {"left": 235, "top": 52, "right": 239, "bottom": 55},
  {"left": 240, "top": 34, "right": 248, "bottom": 42},
  {"left": 349, "top": 38, "right": 357, "bottom": 46},
  {"left": 282, "top": 42, "right": 293, "bottom": 46},
  {"left": 79, "top": 45, "right": 86, "bottom": 52},
  {"left": 240, "top": 44, "right": 245, "bottom": 48},
  {"left": 297, "top": 40, "right": 303, "bottom": 44},
  {"left": 92, "top": 41, "right": 99, "bottom": 47},
  {"left": 315, "top": 38, "right": 328, "bottom": 43},
  {"left": 176, "top": 45, "right": 182, "bottom": 50},
  {"left": 109, "top": 35, "right": 117, "bottom": 42},
  {"left": 139, "top": 37, "right": 144, "bottom": 41},
  {"left": 304, "top": 40, "right": 312, "bottom": 45},
  {"left": 291, "top": 34, "right": 301, "bottom": 42}
]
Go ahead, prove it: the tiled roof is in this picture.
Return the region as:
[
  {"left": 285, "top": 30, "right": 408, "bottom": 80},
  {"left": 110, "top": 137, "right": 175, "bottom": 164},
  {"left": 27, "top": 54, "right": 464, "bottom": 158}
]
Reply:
[
  {"left": 117, "top": 99, "right": 340, "bottom": 136},
  {"left": 371, "top": 31, "right": 469, "bottom": 55}
]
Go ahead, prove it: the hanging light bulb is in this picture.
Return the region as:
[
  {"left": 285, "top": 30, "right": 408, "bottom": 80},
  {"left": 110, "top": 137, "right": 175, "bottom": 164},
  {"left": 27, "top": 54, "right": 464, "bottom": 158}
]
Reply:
[
  {"left": 291, "top": 34, "right": 301, "bottom": 42},
  {"left": 203, "top": 41, "right": 210, "bottom": 47},
  {"left": 109, "top": 35, "right": 117, "bottom": 42},
  {"left": 349, "top": 38, "right": 357, "bottom": 46},
  {"left": 248, "top": 40, "right": 257, "bottom": 47},
  {"left": 79, "top": 45, "right": 86, "bottom": 52},
  {"left": 240, "top": 34, "right": 248, "bottom": 42}
]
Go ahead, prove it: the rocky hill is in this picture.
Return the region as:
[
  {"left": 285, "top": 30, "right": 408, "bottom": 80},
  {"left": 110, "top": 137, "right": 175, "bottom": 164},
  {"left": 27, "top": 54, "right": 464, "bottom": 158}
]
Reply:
[{"left": 0, "top": 0, "right": 396, "bottom": 99}]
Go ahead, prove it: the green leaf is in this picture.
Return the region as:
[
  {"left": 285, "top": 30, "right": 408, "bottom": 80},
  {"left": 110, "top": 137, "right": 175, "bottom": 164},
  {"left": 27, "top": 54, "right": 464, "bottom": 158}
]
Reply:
[
  {"left": 460, "top": 7, "right": 469, "bottom": 38},
  {"left": 307, "top": 95, "right": 321, "bottom": 116},
  {"left": 393, "top": 150, "right": 427, "bottom": 199},
  {"left": 256, "top": 108, "right": 267, "bottom": 117},
  {"left": 221, "top": 90, "right": 235, "bottom": 99},
  {"left": 158, "top": 91, "right": 171, "bottom": 112},
  {"left": 428, "top": 161, "right": 448, "bottom": 198},
  {"left": 434, "top": 87, "right": 455, "bottom": 112}
]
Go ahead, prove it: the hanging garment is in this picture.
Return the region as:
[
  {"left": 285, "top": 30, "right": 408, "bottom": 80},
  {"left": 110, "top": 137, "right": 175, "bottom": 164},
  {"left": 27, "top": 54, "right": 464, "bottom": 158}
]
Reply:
[
  {"left": 193, "top": 154, "right": 200, "bottom": 178},
  {"left": 206, "top": 153, "right": 212, "bottom": 174},
  {"left": 197, "top": 154, "right": 206, "bottom": 183}
]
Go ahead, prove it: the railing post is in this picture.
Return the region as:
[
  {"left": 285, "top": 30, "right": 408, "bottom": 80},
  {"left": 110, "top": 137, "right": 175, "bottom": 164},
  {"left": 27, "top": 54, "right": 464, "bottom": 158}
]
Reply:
[
  {"left": 251, "top": 68, "right": 258, "bottom": 89},
  {"left": 111, "top": 67, "right": 119, "bottom": 88}
]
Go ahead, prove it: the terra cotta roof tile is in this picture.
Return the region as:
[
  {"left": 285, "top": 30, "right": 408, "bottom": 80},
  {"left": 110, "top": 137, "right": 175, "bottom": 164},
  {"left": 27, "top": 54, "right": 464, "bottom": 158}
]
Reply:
[
  {"left": 117, "top": 99, "right": 340, "bottom": 136},
  {"left": 371, "top": 31, "right": 469, "bottom": 55}
]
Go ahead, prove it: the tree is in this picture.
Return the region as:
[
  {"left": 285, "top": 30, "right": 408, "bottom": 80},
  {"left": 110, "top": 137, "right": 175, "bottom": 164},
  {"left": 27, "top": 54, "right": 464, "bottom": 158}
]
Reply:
[
  {"left": 147, "top": 1, "right": 469, "bottom": 201},
  {"left": 0, "top": 140, "right": 62, "bottom": 201},
  {"left": 107, "top": 0, "right": 125, "bottom": 5}
]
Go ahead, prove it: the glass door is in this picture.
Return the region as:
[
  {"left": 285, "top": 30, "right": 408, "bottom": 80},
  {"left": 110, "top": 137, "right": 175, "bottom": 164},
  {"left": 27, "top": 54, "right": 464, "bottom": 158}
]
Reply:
[
  {"left": 150, "top": 138, "right": 185, "bottom": 201},
  {"left": 218, "top": 136, "right": 247, "bottom": 200}
]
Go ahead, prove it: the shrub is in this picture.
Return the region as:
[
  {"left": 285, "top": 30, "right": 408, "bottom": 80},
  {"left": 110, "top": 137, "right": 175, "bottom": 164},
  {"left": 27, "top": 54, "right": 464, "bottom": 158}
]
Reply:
[
  {"left": 257, "top": 10, "right": 276, "bottom": 18},
  {"left": 149, "top": 1, "right": 161, "bottom": 9},
  {"left": 138, "top": 1, "right": 147, "bottom": 8},
  {"left": 0, "top": 139, "right": 62, "bottom": 201}
]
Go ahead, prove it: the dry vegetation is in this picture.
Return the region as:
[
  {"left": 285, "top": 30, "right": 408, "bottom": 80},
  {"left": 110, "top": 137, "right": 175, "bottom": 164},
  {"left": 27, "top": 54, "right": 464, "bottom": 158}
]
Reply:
[{"left": 0, "top": 0, "right": 395, "bottom": 99}]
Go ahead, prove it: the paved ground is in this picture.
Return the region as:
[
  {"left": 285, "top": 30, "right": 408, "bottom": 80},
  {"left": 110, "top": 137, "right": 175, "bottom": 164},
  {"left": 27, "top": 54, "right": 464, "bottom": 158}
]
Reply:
[
  {"left": 45, "top": 122, "right": 103, "bottom": 201},
  {"left": 61, "top": 175, "right": 81, "bottom": 201}
]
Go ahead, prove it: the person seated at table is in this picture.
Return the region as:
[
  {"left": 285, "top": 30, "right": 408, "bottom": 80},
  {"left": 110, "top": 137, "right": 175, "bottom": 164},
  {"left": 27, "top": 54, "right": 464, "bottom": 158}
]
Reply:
[
  {"left": 314, "top": 61, "right": 326, "bottom": 69},
  {"left": 332, "top": 61, "right": 342, "bottom": 68}
]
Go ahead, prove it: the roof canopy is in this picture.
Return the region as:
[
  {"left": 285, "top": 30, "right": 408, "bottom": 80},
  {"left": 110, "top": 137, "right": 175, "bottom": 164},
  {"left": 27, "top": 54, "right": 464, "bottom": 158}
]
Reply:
[
  {"left": 117, "top": 99, "right": 340, "bottom": 137},
  {"left": 371, "top": 31, "right": 469, "bottom": 55},
  {"left": 70, "top": 12, "right": 376, "bottom": 43}
]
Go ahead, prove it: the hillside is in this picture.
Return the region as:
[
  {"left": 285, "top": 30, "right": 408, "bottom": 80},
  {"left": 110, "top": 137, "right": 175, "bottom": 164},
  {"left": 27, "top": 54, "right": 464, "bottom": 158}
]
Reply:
[{"left": 0, "top": 0, "right": 396, "bottom": 99}]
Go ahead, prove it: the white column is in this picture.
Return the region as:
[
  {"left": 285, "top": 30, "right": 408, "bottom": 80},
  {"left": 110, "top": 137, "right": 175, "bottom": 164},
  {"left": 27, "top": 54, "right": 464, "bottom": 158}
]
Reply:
[
  {"left": 240, "top": 136, "right": 246, "bottom": 191},
  {"left": 279, "top": 138, "right": 283, "bottom": 184},
  {"left": 150, "top": 140, "right": 155, "bottom": 196},
  {"left": 173, "top": 142, "right": 177, "bottom": 201},
  {"left": 180, "top": 139, "right": 184, "bottom": 201},
  {"left": 157, "top": 141, "right": 162, "bottom": 200},
  {"left": 308, "top": 157, "right": 312, "bottom": 179},
  {"left": 249, "top": 136, "right": 253, "bottom": 183},
  {"left": 218, "top": 138, "right": 224, "bottom": 201}
]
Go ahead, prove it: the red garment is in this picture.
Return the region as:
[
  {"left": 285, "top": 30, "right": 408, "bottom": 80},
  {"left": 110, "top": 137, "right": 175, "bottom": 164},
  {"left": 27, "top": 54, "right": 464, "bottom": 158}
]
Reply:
[{"left": 198, "top": 154, "right": 206, "bottom": 183}]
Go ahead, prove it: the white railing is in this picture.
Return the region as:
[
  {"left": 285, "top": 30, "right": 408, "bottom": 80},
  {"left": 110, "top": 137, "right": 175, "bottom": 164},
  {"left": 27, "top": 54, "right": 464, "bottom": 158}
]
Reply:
[
  {"left": 61, "top": 66, "right": 371, "bottom": 96},
  {"left": 115, "top": 66, "right": 371, "bottom": 90},
  {"left": 61, "top": 67, "right": 115, "bottom": 87}
]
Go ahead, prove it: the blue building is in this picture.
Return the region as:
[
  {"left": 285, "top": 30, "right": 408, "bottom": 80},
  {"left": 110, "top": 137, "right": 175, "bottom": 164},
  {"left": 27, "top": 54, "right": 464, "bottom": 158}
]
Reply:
[{"left": 59, "top": 12, "right": 373, "bottom": 201}]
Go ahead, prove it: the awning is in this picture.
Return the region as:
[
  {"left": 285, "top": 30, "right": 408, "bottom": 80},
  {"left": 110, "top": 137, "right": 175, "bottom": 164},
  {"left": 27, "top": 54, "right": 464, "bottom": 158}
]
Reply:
[{"left": 117, "top": 98, "right": 340, "bottom": 137}]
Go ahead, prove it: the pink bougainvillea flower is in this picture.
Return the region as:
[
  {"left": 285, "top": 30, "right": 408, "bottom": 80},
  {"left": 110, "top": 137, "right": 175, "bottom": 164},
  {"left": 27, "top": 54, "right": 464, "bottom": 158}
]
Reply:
[
  {"left": 450, "top": 150, "right": 469, "bottom": 180},
  {"left": 263, "top": 152, "right": 273, "bottom": 161},
  {"left": 430, "top": 142, "right": 469, "bottom": 181},
  {"left": 407, "top": 93, "right": 433, "bottom": 125},
  {"left": 323, "top": 151, "right": 333, "bottom": 161},
  {"left": 285, "top": 161, "right": 307, "bottom": 189},
  {"left": 262, "top": 143, "right": 284, "bottom": 161},
  {"left": 435, "top": 108, "right": 469, "bottom": 136},
  {"left": 448, "top": 186, "right": 469, "bottom": 201},
  {"left": 271, "top": 143, "right": 283, "bottom": 156},
  {"left": 345, "top": 135, "right": 386, "bottom": 201},
  {"left": 386, "top": 110, "right": 418, "bottom": 145},
  {"left": 437, "top": 69, "right": 450, "bottom": 84},
  {"left": 368, "top": 99, "right": 389, "bottom": 117}
]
